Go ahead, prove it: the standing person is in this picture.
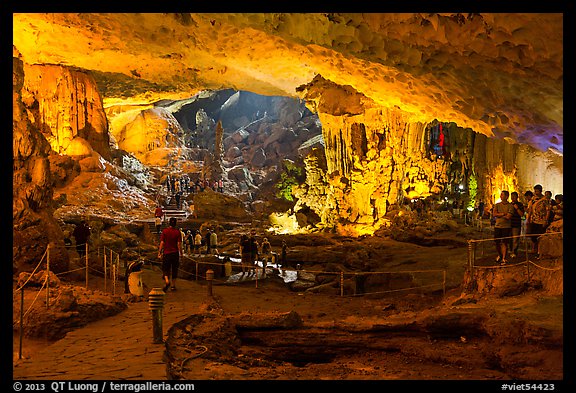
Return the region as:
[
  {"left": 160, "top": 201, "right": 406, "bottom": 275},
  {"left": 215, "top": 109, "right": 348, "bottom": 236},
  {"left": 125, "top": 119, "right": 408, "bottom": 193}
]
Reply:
[
  {"left": 155, "top": 216, "right": 162, "bottom": 234},
  {"left": 260, "top": 237, "right": 272, "bottom": 275},
  {"left": 523, "top": 190, "right": 534, "bottom": 237},
  {"left": 218, "top": 178, "right": 224, "bottom": 193},
  {"left": 194, "top": 230, "right": 203, "bottom": 257},
  {"left": 249, "top": 231, "right": 259, "bottom": 273},
  {"left": 526, "top": 184, "right": 549, "bottom": 257},
  {"left": 492, "top": 190, "right": 514, "bottom": 265},
  {"left": 185, "top": 230, "right": 193, "bottom": 254},
  {"left": 281, "top": 240, "right": 288, "bottom": 268},
  {"left": 165, "top": 175, "right": 171, "bottom": 194},
  {"left": 509, "top": 191, "right": 525, "bottom": 258},
  {"left": 157, "top": 217, "right": 183, "bottom": 292},
  {"left": 240, "top": 234, "right": 251, "bottom": 275},
  {"left": 477, "top": 200, "right": 485, "bottom": 219},
  {"left": 544, "top": 191, "right": 556, "bottom": 226},
  {"left": 204, "top": 229, "right": 212, "bottom": 255},
  {"left": 154, "top": 205, "right": 164, "bottom": 222},
  {"left": 210, "top": 230, "right": 218, "bottom": 255},
  {"left": 175, "top": 191, "right": 182, "bottom": 210},
  {"left": 188, "top": 200, "right": 197, "bottom": 218},
  {"left": 73, "top": 220, "right": 91, "bottom": 257},
  {"left": 552, "top": 194, "right": 563, "bottom": 222}
]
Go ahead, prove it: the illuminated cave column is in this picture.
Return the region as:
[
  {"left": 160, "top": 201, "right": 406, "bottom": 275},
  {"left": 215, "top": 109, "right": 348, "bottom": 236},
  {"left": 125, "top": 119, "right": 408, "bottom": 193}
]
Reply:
[
  {"left": 22, "top": 63, "right": 110, "bottom": 159},
  {"left": 317, "top": 107, "right": 438, "bottom": 234}
]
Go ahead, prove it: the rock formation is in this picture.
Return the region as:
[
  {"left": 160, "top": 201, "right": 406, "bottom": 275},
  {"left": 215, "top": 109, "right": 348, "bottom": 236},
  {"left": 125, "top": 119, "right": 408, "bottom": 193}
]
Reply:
[{"left": 12, "top": 13, "right": 564, "bottom": 268}]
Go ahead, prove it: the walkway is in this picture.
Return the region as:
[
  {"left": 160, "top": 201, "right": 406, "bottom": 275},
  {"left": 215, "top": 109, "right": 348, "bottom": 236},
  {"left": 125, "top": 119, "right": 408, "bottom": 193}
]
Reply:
[{"left": 12, "top": 269, "right": 212, "bottom": 380}]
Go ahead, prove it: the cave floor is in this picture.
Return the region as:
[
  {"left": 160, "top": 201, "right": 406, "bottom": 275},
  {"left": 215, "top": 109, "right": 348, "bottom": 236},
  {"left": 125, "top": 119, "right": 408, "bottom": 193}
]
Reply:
[{"left": 13, "top": 264, "right": 563, "bottom": 383}]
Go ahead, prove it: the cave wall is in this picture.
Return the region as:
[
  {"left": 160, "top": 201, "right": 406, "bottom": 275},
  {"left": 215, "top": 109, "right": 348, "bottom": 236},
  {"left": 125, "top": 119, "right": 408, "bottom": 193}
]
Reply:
[
  {"left": 295, "top": 79, "right": 563, "bottom": 235},
  {"left": 21, "top": 63, "right": 111, "bottom": 161},
  {"left": 107, "top": 106, "right": 185, "bottom": 163},
  {"left": 13, "top": 52, "right": 70, "bottom": 272}
]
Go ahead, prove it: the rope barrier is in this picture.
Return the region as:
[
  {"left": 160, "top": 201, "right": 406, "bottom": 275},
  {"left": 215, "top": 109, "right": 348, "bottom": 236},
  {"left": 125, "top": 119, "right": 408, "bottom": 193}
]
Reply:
[
  {"left": 474, "top": 261, "right": 528, "bottom": 270},
  {"left": 527, "top": 260, "right": 563, "bottom": 271},
  {"left": 340, "top": 282, "right": 444, "bottom": 297},
  {"left": 13, "top": 278, "right": 48, "bottom": 327},
  {"left": 172, "top": 255, "right": 447, "bottom": 296},
  {"left": 468, "top": 231, "right": 563, "bottom": 243},
  {"left": 14, "top": 248, "right": 48, "bottom": 293}
]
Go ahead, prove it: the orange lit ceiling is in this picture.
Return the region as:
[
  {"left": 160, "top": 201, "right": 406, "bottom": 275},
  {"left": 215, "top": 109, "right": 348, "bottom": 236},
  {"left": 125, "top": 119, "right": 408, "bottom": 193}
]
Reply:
[{"left": 13, "top": 13, "right": 563, "bottom": 154}]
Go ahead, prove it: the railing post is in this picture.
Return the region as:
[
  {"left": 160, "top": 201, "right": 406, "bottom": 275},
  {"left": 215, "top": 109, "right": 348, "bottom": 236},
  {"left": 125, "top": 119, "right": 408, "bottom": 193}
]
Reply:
[
  {"left": 148, "top": 288, "right": 165, "bottom": 344},
  {"left": 46, "top": 244, "right": 50, "bottom": 309},
  {"left": 85, "top": 243, "right": 89, "bottom": 289},
  {"left": 19, "top": 287, "right": 24, "bottom": 359},
  {"left": 206, "top": 269, "right": 214, "bottom": 297},
  {"left": 340, "top": 272, "right": 344, "bottom": 297},
  {"left": 468, "top": 240, "right": 476, "bottom": 275},
  {"left": 104, "top": 247, "right": 107, "bottom": 293}
]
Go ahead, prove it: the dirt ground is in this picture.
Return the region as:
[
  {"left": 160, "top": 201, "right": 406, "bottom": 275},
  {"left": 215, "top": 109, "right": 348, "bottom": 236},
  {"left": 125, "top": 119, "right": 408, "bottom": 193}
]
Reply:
[
  {"left": 13, "top": 221, "right": 564, "bottom": 382},
  {"left": 162, "top": 273, "right": 563, "bottom": 381}
]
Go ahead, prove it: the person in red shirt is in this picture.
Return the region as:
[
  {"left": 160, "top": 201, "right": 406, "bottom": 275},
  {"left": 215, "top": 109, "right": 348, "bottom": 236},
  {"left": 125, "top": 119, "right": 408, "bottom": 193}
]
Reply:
[
  {"left": 154, "top": 205, "right": 164, "bottom": 221},
  {"left": 157, "top": 217, "right": 183, "bottom": 292}
]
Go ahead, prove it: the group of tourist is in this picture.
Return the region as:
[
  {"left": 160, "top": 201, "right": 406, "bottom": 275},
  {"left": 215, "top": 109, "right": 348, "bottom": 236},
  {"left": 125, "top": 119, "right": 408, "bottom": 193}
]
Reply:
[
  {"left": 238, "top": 231, "right": 288, "bottom": 277},
  {"left": 165, "top": 174, "right": 224, "bottom": 196},
  {"left": 491, "top": 183, "right": 563, "bottom": 265},
  {"left": 181, "top": 227, "right": 218, "bottom": 256},
  {"left": 156, "top": 217, "right": 291, "bottom": 291}
]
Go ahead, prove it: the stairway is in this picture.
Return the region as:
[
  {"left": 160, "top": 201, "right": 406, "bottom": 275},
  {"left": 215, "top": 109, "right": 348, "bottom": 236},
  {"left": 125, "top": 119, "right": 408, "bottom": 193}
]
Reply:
[{"left": 162, "top": 192, "right": 188, "bottom": 221}]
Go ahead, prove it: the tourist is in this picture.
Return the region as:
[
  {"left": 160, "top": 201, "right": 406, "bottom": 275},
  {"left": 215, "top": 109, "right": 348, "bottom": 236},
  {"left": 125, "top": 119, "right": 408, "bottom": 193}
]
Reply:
[
  {"left": 175, "top": 177, "right": 181, "bottom": 194},
  {"left": 477, "top": 200, "right": 485, "bottom": 220},
  {"left": 73, "top": 220, "right": 91, "bottom": 257},
  {"left": 281, "top": 240, "right": 288, "bottom": 268},
  {"left": 175, "top": 191, "right": 182, "bottom": 210},
  {"left": 522, "top": 190, "right": 534, "bottom": 235},
  {"left": 185, "top": 230, "right": 194, "bottom": 254},
  {"left": 154, "top": 205, "right": 164, "bottom": 221},
  {"left": 249, "top": 231, "right": 259, "bottom": 273},
  {"left": 157, "top": 217, "right": 183, "bottom": 292},
  {"left": 544, "top": 191, "right": 556, "bottom": 226},
  {"left": 525, "top": 184, "right": 548, "bottom": 257},
  {"left": 240, "top": 234, "right": 251, "bottom": 275},
  {"left": 260, "top": 237, "right": 272, "bottom": 275},
  {"left": 188, "top": 200, "right": 197, "bottom": 218},
  {"left": 509, "top": 191, "right": 525, "bottom": 258},
  {"left": 165, "top": 174, "right": 171, "bottom": 194},
  {"left": 552, "top": 194, "right": 563, "bottom": 222},
  {"left": 194, "top": 230, "right": 203, "bottom": 256},
  {"left": 492, "top": 190, "right": 514, "bottom": 265},
  {"left": 155, "top": 216, "right": 162, "bottom": 234},
  {"left": 218, "top": 178, "right": 224, "bottom": 193},
  {"left": 210, "top": 229, "right": 218, "bottom": 255},
  {"left": 204, "top": 229, "right": 212, "bottom": 255}
]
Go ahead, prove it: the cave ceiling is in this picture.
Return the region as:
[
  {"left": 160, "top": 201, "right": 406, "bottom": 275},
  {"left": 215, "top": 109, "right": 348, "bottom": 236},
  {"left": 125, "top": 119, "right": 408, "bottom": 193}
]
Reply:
[{"left": 12, "top": 12, "right": 564, "bottom": 154}]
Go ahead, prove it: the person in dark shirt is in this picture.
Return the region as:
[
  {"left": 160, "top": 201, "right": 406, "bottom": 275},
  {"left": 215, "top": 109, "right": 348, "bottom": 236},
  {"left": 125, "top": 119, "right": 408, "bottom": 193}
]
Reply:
[
  {"left": 509, "top": 191, "right": 525, "bottom": 258},
  {"left": 249, "top": 231, "right": 259, "bottom": 273},
  {"left": 73, "top": 220, "right": 91, "bottom": 256},
  {"left": 157, "top": 217, "right": 183, "bottom": 292},
  {"left": 240, "top": 234, "right": 251, "bottom": 276}
]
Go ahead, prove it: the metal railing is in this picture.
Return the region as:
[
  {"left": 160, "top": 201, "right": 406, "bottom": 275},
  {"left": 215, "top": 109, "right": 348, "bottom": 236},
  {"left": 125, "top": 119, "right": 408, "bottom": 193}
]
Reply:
[
  {"left": 466, "top": 231, "right": 563, "bottom": 280},
  {"left": 13, "top": 242, "right": 124, "bottom": 359}
]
